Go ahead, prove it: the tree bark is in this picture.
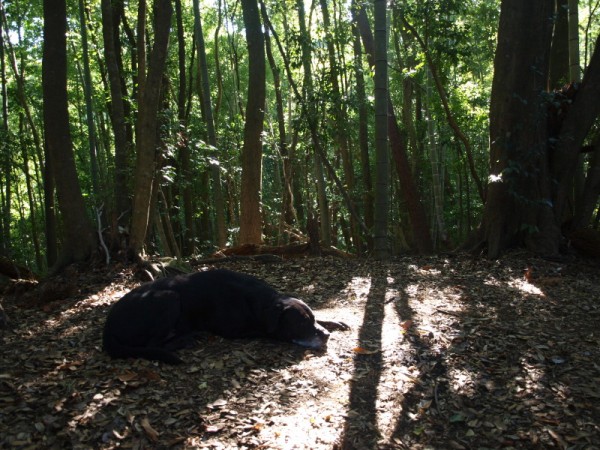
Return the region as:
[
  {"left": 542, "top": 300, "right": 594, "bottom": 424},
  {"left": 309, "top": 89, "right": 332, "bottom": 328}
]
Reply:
[
  {"left": 548, "top": 0, "right": 569, "bottom": 88},
  {"left": 239, "top": 0, "right": 266, "bottom": 245},
  {"left": 42, "top": 0, "right": 96, "bottom": 269},
  {"left": 483, "top": 0, "right": 557, "bottom": 258},
  {"left": 193, "top": 0, "right": 227, "bottom": 247},
  {"left": 100, "top": 0, "right": 130, "bottom": 226},
  {"left": 373, "top": 0, "right": 390, "bottom": 258},
  {"left": 174, "top": 0, "right": 195, "bottom": 255},
  {"left": 296, "top": 0, "right": 331, "bottom": 246},
  {"left": 128, "top": 0, "right": 172, "bottom": 257},
  {"left": 553, "top": 32, "right": 600, "bottom": 223},
  {"left": 260, "top": 0, "right": 296, "bottom": 230},
  {"left": 353, "top": 3, "right": 433, "bottom": 254}
]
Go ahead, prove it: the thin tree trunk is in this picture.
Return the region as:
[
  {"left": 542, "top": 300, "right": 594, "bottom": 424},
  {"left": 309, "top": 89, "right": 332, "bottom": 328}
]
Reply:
[
  {"left": 353, "top": 3, "right": 433, "bottom": 254},
  {"left": 78, "top": 0, "right": 100, "bottom": 196},
  {"left": 0, "top": 5, "right": 9, "bottom": 256},
  {"left": 296, "top": 0, "right": 331, "bottom": 246},
  {"left": 567, "top": 0, "right": 585, "bottom": 221},
  {"left": 19, "top": 115, "right": 43, "bottom": 270},
  {"left": 128, "top": 0, "right": 172, "bottom": 257},
  {"left": 239, "top": 0, "right": 266, "bottom": 245},
  {"left": 373, "top": 0, "right": 390, "bottom": 258},
  {"left": 352, "top": 18, "right": 374, "bottom": 239},
  {"left": 568, "top": 0, "right": 581, "bottom": 81},
  {"left": 193, "top": 0, "right": 227, "bottom": 247},
  {"left": 175, "top": 0, "right": 195, "bottom": 255},
  {"left": 401, "top": 15, "right": 485, "bottom": 203},
  {"left": 426, "top": 70, "right": 448, "bottom": 247},
  {"left": 101, "top": 0, "right": 130, "bottom": 226},
  {"left": 213, "top": 0, "right": 224, "bottom": 122},
  {"left": 259, "top": 0, "right": 296, "bottom": 229},
  {"left": 549, "top": 0, "right": 570, "bottom": 88},
  {"left": 263, "top": 5, "right": 369, "bottom": 240}
]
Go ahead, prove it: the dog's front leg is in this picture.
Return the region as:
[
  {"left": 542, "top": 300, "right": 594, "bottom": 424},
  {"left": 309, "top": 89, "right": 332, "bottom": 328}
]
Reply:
[{"left": 317, "top": 320, "right": 350, "bottom": 331}]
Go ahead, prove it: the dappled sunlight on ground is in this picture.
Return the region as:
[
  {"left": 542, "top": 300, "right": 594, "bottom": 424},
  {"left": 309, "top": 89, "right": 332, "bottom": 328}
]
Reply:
[{"left": 1, "top": 255, "right": 599, "bottom": 448}]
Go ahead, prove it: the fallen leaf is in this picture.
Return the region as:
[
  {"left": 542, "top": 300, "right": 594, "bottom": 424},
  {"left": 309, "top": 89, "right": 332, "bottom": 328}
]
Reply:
[
  {"left": 352, "top": 347, "right": 379, "bottom": 354},
  {"left": 140, "top": 417, "right": 159, "bottom": 442}
]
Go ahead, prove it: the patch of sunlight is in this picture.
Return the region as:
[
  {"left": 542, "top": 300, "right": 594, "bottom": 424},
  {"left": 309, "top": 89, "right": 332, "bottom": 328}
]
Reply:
[
  {"left": 518, "top": 356, "right": 546, "bottom": 395},
  {"left": 344, "top": 276, "right": 372, "bottom": 301},
  {"left": 407, "top": 264, "right": 442, "bottom": 276},
  {"left": 447, "top": 367, "right": 477, "bottom": 397},
  {"left": 404, "top": 283, "right": 420, "bottom": 297},
  {"left": 260, "top": 398, "right": 346, "bottom": 448},
  {"left": 507, "top": 278, "right": 545, "bottom": 297},
  {"left": 489, "top": 173, "right": 503, "bottom": 183}
]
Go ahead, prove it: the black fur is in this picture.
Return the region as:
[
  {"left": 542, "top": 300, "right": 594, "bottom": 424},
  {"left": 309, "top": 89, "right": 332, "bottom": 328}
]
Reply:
[{"left": 103, "top": 269, "right": 347, "bottom": 364}]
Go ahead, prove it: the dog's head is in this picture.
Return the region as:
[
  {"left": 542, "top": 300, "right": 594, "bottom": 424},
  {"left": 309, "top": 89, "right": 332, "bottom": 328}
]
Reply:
[{"left": 265, "top": 297, "right": 330, "bottom": 350}]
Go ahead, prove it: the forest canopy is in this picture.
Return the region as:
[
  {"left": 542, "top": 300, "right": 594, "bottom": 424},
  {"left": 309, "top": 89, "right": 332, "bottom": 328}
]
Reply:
[{"left": 0, "top": 0, "right": 599, "bottom": 272}]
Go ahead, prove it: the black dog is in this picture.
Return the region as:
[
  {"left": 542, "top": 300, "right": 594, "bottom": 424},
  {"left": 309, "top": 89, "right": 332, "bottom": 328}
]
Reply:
[{"left": 103, "top": 269, "right": 348, "bottom": 364}]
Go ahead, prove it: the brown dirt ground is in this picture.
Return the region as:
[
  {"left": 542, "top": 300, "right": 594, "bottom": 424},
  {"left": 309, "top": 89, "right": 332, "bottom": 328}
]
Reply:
[{"left": 1, "top": 254, "right": 599, "bottom": 449}]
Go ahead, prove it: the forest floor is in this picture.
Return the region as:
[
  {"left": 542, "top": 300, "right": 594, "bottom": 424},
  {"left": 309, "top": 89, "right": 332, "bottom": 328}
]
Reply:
[{"left": 1, "top": 253, "right": 600, "bottom": 449}]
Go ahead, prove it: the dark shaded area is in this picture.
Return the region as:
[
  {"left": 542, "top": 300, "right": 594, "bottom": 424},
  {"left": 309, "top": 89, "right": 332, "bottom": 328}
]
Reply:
[{"left": 340, "top": 268, "right": 387, "bottom": 448}]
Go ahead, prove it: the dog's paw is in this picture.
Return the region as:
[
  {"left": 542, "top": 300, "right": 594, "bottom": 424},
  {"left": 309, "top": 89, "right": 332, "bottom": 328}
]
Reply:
[{"left": 317, "top": 320, "right": 350, "bottom": 332}]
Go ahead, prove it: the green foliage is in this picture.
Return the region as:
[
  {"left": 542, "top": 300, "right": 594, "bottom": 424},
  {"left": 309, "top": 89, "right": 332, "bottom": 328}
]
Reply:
[{"left": 6, "top": 0, "right": 580, "bottom": 266}]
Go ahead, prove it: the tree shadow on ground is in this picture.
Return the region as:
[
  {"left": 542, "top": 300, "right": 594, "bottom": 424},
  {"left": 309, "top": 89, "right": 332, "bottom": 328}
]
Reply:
[{"left": 339, "top": 265, "right": 387, "bottom": 449}]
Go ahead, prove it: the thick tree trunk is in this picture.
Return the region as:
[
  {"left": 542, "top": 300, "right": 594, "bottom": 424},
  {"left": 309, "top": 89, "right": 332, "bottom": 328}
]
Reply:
[
  {"left": 552, "top": 32, "right": 600, "bottom": 222},
  {"left": 483, "top": 0, "right": 557, "bottom": 258},
  {"left": 239, "top": 0, "right": 266, "bottom": 245},
  {"left": 42, "top": 0, "right": 96, "bottom": 269}
]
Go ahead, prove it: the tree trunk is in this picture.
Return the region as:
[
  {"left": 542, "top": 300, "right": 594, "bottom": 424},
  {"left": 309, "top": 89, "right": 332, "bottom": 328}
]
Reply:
[
  {"left": 128, "top": 0, "right": 172, "bottom": 257},
  {"left": 174, "top": 0, "right": 195, "bottom": 255},
  {"left": 239, "top": 0, "right": 266, "bottom": 245},
  {"left": 260, "top": 0, "right": 296, "bottom": 231},
  {"left": 193, "top": 0, "right": 227, "bottom": 247},
  {"left": 483, "top": 0, "right": 557, "bottom": 258},
  {"left": 572, "top": 140, "right": 600, "bottom": 229},
  {"left": 353, "top": 3, "right": 433, "bottom": 254},
  {"left": 552, "top": 32, "right": 600, "bottom": 223},
  {"left": 42, "top": 0, "right": 96, "bottom": 269},
  {"left": 296, "top": 0, "right": 331, "bottom": 246},
  {"left": 548, "top": 0, "right": 569, "bottom": 88},
  {"left": 425, "top": 71, "right": 448, "bottom": 248},
  {"left": 78, "top": 0, "right": 100, "bottom": 197},
  {"left": 0, "top": 8, "right": 9, "bottom": 256},
  {"left": 100, "top": 0, "right": 130, "bottom": 227},
  {"left": 19, "top": 116, "right": 43, "bottom": 270},
  {"left": 352, "top": 19, "right": 374, "bottom": 240},
  {"left": 568, "top": 0, "right": 580, "bottom": 82},
  {"left": 373, "top": 0, "right": 390, "bottom": 258}
]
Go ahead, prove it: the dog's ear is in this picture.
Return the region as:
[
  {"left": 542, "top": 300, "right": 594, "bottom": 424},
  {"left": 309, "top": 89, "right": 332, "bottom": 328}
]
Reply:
[{"left": 262, "top": 302, "right": 285, "bottom": 334}]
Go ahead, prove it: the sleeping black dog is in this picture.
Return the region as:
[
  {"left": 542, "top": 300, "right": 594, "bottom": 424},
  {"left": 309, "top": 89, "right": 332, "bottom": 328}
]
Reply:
[{"left": 103, "top": 269, "right": 348, "bottom": 364}]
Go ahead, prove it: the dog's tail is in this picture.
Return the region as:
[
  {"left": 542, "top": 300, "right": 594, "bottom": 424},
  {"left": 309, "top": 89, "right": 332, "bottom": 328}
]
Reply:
[{"left": 103, "top": 334, "right": 184, "bottom": 365}]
